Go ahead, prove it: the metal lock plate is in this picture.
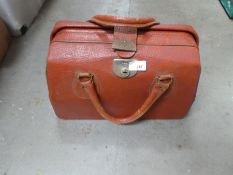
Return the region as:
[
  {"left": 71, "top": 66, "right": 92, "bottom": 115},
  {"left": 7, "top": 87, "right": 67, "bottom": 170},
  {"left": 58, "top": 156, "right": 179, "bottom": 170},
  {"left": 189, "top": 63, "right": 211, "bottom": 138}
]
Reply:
[{"left": 112, "top": 59, "right": 137, "bottom": 78}]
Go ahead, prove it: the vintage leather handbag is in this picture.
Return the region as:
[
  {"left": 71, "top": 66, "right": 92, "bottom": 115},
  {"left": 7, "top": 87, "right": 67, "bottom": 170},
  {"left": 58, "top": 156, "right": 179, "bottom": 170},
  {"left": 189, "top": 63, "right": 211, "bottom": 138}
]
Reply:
[{"left": 46, "top": 15, "right": 201, "bottom": 124}]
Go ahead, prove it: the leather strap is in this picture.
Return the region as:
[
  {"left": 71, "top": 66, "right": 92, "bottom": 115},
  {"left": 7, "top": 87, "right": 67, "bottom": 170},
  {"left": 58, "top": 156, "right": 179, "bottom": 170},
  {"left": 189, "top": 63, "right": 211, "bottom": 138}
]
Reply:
[
  {"left": 89, "top": 15, "right": 160, "bottom": 28},
  {"left": 77, "top": 73, "right": 173, "bottom": 124},
  {"left": 112, "top": 26, "right": 137, "bottom": 58}
]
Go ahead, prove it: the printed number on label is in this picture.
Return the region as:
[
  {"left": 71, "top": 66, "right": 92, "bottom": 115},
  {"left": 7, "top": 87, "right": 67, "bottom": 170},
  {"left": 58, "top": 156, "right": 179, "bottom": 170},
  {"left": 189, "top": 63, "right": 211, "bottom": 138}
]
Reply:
[{"left": 129, "top": 61, "right": 146, "bottom": 71}]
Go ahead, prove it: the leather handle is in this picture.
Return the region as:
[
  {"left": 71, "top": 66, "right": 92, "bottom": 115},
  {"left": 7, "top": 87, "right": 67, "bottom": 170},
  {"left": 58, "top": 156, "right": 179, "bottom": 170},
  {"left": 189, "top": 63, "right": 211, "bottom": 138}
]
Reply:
[
  {"left": 89, "top": 15, "right": 160, "bottom": 28},
  {"left": 78, "top": 73, "right": 173, "bottom": 124}
]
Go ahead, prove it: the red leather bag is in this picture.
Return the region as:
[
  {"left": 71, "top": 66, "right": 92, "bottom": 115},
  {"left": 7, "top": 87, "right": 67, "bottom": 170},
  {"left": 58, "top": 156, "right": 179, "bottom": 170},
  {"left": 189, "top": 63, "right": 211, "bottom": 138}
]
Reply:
[{"left": 46, "top": 15, "right": 201, "bottom": 124}]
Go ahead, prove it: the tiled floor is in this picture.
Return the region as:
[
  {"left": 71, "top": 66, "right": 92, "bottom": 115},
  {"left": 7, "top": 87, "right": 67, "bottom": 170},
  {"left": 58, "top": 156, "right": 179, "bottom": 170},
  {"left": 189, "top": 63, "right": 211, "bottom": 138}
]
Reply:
[{"left": 0, "top": 0, "right": 233, "bottom": 174}]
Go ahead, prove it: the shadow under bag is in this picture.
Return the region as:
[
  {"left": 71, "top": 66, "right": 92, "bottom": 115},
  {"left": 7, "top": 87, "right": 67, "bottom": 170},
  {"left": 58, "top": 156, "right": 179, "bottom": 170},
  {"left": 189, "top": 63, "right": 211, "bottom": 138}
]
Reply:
[{"left": 46, "top": 15, "right": 201, "bottom": 124}]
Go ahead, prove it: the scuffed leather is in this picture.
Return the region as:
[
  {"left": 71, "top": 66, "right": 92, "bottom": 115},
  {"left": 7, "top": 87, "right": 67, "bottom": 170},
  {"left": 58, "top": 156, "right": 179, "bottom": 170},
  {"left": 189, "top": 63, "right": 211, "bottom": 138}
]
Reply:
[
  {"left": 113, "top": 26, "right": 137, "bottom": 58},
  {"left": 46, "top": 16, "right": 201, "bottom": 121}
]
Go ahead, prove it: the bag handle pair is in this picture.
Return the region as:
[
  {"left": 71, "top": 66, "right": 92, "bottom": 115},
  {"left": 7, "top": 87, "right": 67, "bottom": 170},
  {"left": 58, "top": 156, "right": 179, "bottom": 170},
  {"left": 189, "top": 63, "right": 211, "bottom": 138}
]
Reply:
[{"left": 78, "top": 16, "right": 171, "bottom": 124}]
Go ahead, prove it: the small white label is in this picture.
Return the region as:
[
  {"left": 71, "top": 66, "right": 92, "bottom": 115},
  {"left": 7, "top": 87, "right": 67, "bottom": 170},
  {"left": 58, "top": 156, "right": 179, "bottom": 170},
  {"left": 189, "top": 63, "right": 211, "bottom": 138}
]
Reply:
[{"left": 129, "top": 61, "right": 147, "bottom": 71}]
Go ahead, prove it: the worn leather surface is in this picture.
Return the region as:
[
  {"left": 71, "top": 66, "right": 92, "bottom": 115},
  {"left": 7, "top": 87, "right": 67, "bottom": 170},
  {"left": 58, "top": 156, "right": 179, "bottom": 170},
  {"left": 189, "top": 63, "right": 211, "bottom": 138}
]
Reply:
[
  {"left": 46, "top": 16, "right": 201, "bottom": 121},
  {"left": 112, "top": 26, "right": 137, "bottom": 58}
]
